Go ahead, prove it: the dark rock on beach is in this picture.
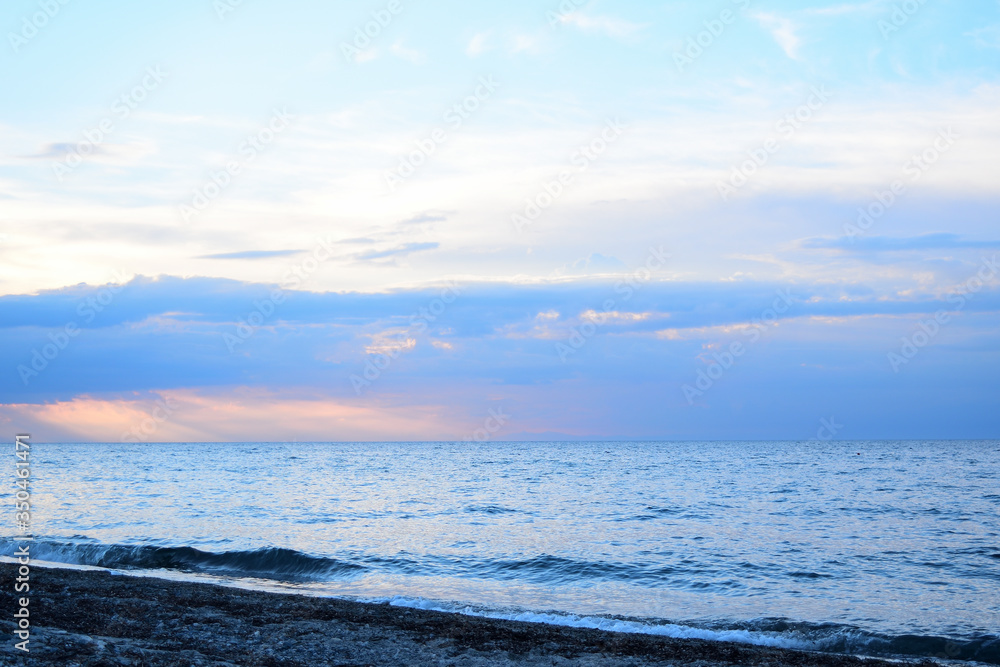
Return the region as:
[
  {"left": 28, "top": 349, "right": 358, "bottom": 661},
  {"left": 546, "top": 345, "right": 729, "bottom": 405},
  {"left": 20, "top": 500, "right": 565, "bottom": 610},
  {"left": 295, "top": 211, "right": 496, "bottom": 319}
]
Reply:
[{"left": 0, "top": 563, "right": 938, "bottom": 667}]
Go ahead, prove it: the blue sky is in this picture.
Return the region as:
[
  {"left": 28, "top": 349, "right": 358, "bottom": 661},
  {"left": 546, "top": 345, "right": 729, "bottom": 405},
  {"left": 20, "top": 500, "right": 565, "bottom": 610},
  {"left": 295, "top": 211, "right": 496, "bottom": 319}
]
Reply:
[{"left": 1, "top": 0, "right": 998, "bottom": 441}]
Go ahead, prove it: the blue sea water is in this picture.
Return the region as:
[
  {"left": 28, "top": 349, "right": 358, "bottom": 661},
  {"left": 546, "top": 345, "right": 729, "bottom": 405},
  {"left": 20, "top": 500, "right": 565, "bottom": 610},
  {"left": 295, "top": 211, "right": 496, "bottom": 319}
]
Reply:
[{"left": 3, "top": 440, "right": 999, "bottom": 663}]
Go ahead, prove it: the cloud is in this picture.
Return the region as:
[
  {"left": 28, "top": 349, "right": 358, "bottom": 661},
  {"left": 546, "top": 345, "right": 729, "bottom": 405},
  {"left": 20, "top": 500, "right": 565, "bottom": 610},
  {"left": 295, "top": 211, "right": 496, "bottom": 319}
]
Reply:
[
  {"left": 4, "top": 273, "right": 998, "bottom": 337},
  {"left": 754, "top": 13, "right": 802, "bottom": 59},
  {"left": 3, "top": 274, "right": 998, "bottom": 439},
  {"left": 801, "top": 234, "right": 1000, "bottom": 252},
  {"left": 197, "top": 250, "right": 305, "bottom": 260},
  {"left": 399, "top": 211, "right": 453, "bottom": 225},
  {"left": 966, "top": 24, "right": 1000, "bottom": 49},
  {"left": 805, "top": 1, "right": 888, "bottom": 16},
  {"left": 24, "top": 142, "right": 107, "bottom": 159},
  {"left": 510, "top": 32, "right": 545, "bottom": 55},
  {"left": 0, "top": 389, "right": 458, "bottom": 443},
  {"left": 466, "top": 31, "right": 490, "bottom": 57},
  {"left": 570, "top": 253, "right": 627, "bottom": 272},
  {"left": 22, "top": 140, "right": 156, "bottom": 163},
  {"left": 336, "top": 237, "right": 378, "bottom": 245},
  {"left": 356, "top": 242, "right": 440, "bottom": 260},
  {"left": 365, "top": 329, "right": 416, "bottom": 355},
  {"left": 390, "top": 40, "right": 426, "bottom": 64},
  {"left": 556, "top": 12, "right": 647, "bottom": 40}
]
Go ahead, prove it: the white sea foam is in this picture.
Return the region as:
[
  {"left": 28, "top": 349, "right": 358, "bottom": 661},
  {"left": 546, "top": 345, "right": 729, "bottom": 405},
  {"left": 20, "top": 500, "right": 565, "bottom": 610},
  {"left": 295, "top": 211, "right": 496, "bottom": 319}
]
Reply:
[{"left": 364, "top": 595, "right": 817, "bottom": 650}]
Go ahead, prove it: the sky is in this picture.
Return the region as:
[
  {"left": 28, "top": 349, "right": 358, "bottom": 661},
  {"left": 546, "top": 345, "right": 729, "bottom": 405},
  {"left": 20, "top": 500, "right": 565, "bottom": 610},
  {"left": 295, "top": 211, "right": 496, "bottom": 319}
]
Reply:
[{"left": 1, "top": 0, "right": 998, "bottom": 442}]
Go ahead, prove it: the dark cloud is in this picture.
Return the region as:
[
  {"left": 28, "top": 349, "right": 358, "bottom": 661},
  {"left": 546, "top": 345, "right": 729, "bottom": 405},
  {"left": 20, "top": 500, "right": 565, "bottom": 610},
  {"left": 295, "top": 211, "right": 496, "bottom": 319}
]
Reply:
[
  {"left": 2, "top": 274, "right": 999, "bottom": 437},
  {"left": 3, "top": 273, "right": 1000, "bottom": 333}
]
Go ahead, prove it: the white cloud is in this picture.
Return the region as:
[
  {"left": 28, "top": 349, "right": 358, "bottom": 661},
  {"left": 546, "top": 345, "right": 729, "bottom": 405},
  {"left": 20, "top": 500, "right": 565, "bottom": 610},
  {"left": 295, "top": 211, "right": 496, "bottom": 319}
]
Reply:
[
  {"left": 966, "top": 24, "right": 1000, "bottom": 49},
  {"left": 805, "top": 0, "right": 888, "bottom": 16},
  {"left": 582, "top": 310, "right": 652, "bottom": 323},
  {"left": 466, "top": 31, "right": 490, "bottom": 57},
  {"left": 509, "top": 32, "right": 546, "bottom": 55},
  {"left": 3, "top": 84, "right": 999, "bottom": 297},
  {"left": 390, "top": 40, "right": 426, "bottom": 64},
  {"left": 754, "top": 13, "right": 802, "bottom": 60},
  {"left": 557, "top": 12, "right": 647, "bottom": 40},
  {"left": 365, "top": 329, "right": 417, "bottom": 356}
]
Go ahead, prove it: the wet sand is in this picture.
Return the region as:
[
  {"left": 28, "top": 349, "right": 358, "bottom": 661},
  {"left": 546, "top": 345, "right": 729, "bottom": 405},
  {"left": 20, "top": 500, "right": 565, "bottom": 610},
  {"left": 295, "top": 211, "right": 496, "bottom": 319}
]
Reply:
[{"left": 0, "top": 563, "right": 936, "bottom": 666}]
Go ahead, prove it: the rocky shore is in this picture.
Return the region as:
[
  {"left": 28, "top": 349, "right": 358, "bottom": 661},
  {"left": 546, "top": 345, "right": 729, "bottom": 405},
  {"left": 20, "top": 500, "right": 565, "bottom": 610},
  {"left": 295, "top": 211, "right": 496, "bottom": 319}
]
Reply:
[{"left": 0, "top": 563, "right": 937, "bottom": 667}]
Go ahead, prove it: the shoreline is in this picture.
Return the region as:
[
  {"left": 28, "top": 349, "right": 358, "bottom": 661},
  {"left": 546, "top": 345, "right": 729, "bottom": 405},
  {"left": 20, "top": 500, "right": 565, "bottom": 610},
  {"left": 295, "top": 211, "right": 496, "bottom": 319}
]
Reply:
[{"left": 0, "top": 563, "right": 940, "bottom": 667}]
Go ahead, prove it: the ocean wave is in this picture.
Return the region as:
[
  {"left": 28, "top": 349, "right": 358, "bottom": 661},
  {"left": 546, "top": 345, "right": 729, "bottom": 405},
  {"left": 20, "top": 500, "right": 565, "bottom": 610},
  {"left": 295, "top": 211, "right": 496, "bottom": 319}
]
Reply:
[
  {"left": 0, "top": 539, "right": 898, "bottom": 592},
  {"left": 465, "top": 554, "right": 693, "bottom": 586},
  {"left": 1, "top": 540, "right": 364, "bottom": 582},
  {"left": 4, "top": 538, "right": 998, "bottom": 664},
  {"left": 3, "top": 540, "right": 706, "bottom": 586},
  {"left": 463, "top": 504, "right": 520, "bottom": 515}
]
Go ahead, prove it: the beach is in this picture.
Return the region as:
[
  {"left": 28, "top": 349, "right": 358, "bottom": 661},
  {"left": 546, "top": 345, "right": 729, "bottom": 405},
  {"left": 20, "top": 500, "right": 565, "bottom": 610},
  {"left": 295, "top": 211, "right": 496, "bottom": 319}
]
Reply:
[{"left": 0, "top": 563, "right": 940, "bottom": 667}]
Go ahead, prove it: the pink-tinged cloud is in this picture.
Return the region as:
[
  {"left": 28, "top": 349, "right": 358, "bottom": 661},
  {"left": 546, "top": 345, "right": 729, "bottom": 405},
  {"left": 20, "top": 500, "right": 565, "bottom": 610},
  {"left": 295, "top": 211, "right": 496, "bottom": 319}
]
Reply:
[{"left": 0, "top": 388, "right": 466, "bottom": 443}]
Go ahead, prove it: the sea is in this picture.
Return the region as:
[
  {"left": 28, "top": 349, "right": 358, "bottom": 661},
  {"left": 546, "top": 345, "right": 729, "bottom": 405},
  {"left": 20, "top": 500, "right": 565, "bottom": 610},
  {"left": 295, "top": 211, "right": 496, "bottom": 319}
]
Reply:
[{"left": 3, "top": 440, "right": 998, "bottom": 664}]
